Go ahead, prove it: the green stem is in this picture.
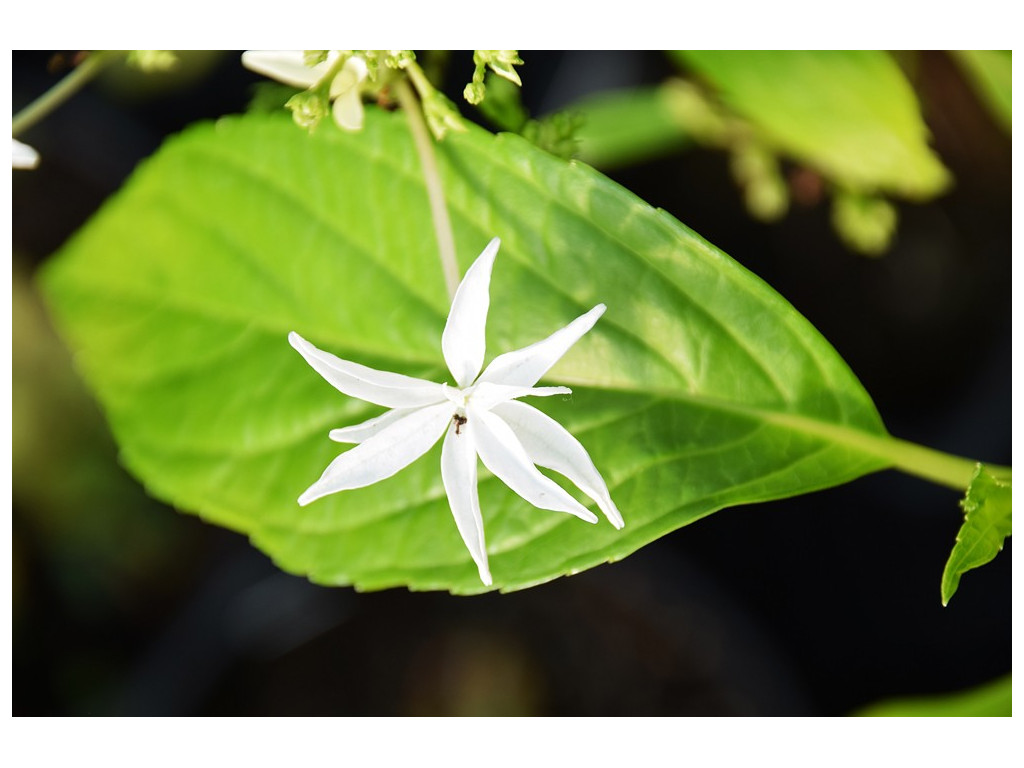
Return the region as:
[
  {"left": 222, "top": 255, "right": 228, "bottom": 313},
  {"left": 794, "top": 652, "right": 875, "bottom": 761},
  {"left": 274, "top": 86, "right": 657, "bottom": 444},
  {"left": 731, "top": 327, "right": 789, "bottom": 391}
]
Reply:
[
  {"left": 763, "top": 412, "right": 1008, "bottom": 491},
  {"left": 403, "top": 61, "right": 434, "bottom": 102},
  {"left": 884, "top": 437, "right": 1008, "bottom": 489},
  {"left": 394, "top": 76, "right": 460, "bottom": 299},
  {"left": 862, "top": 436, "right": 994, "bottom": 489},
  {"left": 12, "top": 51, "right": 115, "bottom": 136}
]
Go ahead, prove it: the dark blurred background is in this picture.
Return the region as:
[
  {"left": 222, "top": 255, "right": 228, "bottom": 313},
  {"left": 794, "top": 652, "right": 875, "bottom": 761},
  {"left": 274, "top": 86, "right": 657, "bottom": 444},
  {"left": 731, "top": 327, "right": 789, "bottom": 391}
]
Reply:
[{"left": 12, "top": 50, "right": 1011, "bottom": 715}]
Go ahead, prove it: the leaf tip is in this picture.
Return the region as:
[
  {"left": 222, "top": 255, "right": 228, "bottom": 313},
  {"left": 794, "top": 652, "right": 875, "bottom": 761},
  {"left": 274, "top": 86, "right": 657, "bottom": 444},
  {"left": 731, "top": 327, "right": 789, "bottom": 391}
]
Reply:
[{"left": 939, "top": 463, "right": 1011, "bottom": 607}]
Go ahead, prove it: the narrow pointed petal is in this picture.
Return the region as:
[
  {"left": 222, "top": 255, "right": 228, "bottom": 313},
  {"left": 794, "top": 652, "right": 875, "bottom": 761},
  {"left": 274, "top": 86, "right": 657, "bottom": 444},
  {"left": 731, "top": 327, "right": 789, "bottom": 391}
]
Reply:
[
  {"left": 298, "top": 402, "right": 452, "bottom": 505},
  {"left": 289, "top": 332, "right": 445, "bottom": 408},
  {"left": 470, "top": 407, "right": 598, "bottom": 524},
  {"left": 241, "top": 50, "right": 330, "bottom": 89},
  {"left": 12, "top": 139, "right": 39, "bottom": 169},
  {"left": 478, "top": 304, "right": 606, "bottom": 387},
  {"left": 441, "top": 421, "right": 492, "bottom": 585},
  {"left": 492, "top": 400, "right": 624, "bottom": 529},
  {"left": 329, "top": 408, "right": 417, "bottom": 443},
  {"left": 442, "top": 238, "right": 500, "bottom": 387},
  {"left": 469, "top": 381, "right": 571, "bottom": 411}
]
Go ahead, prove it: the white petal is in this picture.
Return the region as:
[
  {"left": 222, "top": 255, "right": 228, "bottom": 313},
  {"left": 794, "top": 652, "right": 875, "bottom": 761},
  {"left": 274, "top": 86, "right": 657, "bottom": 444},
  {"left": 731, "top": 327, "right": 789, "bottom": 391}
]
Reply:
[
  {"left": 442, "top": 238, "right": 500, "bottom": 387},
  {"left": 12, "top": 138, "right": 39, "bottom": 169},
  {"left": 241, "top": 50, "right": 334, "bottom": 89},
  {"left": 470, "top": 407, "right": 598, "bottom": 524},
  {"left": 298, "top": 402, "right": 452, "bottom": 505},
  {"left": 478, "top": 304, "right": 606, "bottom": 387},
  {"left": 328, "top": 56, "right": 368, "bottom": 98},
  {"left": 469, "top": 381, "right": 571, "bottom": 412},
  {"left": 441, "top": 420, "right": 492, "bottom": 585},
  {"left": 332, "top": 90, "right": 365, "bottom": 132},
  {"left": 329, "top": 408, "right": 417, "bottom": 443},
  {"left": 290, "top": 332, "right": 446, "bottom": 408},
  {"left": 492, "top": 400, "right": 624, "bottom": 529}
]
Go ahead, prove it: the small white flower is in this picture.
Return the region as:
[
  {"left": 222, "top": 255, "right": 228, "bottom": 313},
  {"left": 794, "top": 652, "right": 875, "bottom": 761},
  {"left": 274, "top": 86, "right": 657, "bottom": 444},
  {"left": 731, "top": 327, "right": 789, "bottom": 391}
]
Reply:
[
  {"left": 12, "top": 138, "right": 39, "bottom": 170},
  {"left": 242, "top": 50, "right": 368, "bottom": 131},
  {"left": 290, "top": 238, "right": 623, "bottom": 585}
]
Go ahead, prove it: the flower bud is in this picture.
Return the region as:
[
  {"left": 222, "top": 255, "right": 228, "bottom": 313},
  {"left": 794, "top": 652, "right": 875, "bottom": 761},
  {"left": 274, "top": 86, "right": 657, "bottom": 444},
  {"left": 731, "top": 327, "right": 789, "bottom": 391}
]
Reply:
[
  {"left": 285, "top": 89, "right": 330, "bottom": 131},
  {"left": 463, "top": 81, "right": 486, "bottom": 105}
]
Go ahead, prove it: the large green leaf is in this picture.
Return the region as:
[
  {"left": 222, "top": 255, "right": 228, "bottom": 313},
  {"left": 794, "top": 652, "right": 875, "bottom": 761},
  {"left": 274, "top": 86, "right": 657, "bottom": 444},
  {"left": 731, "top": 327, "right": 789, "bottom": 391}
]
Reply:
[
  {"left": 674, "top": 50, "right": 950, "bottom": 199},
  {"left": 941, "top": 465, "right": 1012, "bottom": 606},
  {"left": 41, "top": 110, "right": 892, "bottom": 593}
]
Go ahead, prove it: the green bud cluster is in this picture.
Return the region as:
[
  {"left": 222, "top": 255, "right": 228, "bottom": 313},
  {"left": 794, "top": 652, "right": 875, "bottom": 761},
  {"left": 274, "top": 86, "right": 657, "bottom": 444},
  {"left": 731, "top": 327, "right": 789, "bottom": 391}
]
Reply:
[
  {"left": 463, "top": 80, "right": 486, "bottom": 106},
  {"left": 339, "top": 50, "right": 417, "bottom": 81},
  {"left": 125, "top": 50, "right": 179, "bottom": 73},
  {"left": 478, "top": 50, "right": 523, "bottom": 85},
  {"left": 382, "top": 50, "right": 416, "bottom": 70},
  {"left": 730, "top": 141, "right": 788, "bottom": 222},
  {"left": 832, "top": 190, "right": 898, "bottom": 256},
  {"left": 465, "top": 50, "right": 523, "bottom": 105}
]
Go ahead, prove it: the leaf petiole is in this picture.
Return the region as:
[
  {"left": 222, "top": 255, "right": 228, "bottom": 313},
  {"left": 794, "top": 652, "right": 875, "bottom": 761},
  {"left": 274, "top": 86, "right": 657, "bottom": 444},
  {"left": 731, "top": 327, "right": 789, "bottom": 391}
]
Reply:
[
  {"left": 766, "top": 409, "right": 1004, "bottom": 490},
  {"left": 394, "top": 76, "right": 460, "bottom": 301}
]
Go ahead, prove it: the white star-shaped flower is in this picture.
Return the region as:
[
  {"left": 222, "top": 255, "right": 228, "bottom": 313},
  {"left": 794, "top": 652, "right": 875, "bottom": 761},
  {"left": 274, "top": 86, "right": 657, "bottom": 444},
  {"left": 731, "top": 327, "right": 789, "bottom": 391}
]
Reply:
[
  {"left": 12, "top": 138, "right": 39, "bottom": 170},
  {"left": 242, "top": 50, "right": 368, "bottom": 131},
  {"left": 290, "top": 238, "right": 623, "bottom": 585}
]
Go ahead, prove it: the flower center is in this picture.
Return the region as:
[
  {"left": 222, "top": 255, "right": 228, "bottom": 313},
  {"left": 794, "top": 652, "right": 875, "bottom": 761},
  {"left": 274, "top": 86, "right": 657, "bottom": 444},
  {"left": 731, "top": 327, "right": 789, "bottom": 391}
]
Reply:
[{"left": 442, "top": 382, "right": 475, "bottom": 417}]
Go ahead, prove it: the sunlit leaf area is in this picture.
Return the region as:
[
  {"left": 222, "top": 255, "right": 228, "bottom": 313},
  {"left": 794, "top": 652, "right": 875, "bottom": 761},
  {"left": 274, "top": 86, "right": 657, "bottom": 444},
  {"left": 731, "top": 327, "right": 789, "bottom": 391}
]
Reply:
[{"left": 12, "top": 50, "right": 1009, "bottom": 715}]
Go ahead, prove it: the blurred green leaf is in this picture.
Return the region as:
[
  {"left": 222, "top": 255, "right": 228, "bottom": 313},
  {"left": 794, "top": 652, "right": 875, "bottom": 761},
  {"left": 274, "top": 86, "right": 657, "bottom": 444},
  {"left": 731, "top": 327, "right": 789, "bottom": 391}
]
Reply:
[
  {"left": 673, "top": 51, "right": 951, "bottom": 199},
  {"left": 42, "top": 110, "right": 893, "bottom": 594},
  {"left": 953, "top": 50, "right": 1011, "bottom": 132},
  {"left": 854, "top": 674, "right": 1011, "bottom": 716},
  {"left": 573, "top": 82, "right": 694, "bottom": 168},
  {"left": 13, "top": 267, "right": 183, "bottom": 591},
  {"left": 941, "top": 465, "right": 1012, "bottom": 606}
]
